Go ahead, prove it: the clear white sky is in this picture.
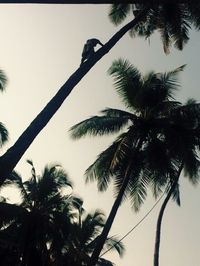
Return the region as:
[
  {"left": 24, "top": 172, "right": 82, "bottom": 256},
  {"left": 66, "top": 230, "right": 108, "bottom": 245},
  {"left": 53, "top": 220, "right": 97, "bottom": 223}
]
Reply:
[{"left": 0, "top": 4, "right": 200, "bottom": 266}]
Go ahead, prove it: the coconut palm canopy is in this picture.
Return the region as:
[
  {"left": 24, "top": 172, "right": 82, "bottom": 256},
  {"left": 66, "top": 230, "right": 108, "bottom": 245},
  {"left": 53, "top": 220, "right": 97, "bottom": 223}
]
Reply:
[
  {"left": 109, "top": 3, "right": 200, "bottom": 53},
  {"left": 70, "top": 59, "right": 198, "bottom": 210},
  {"left": 0, "top": 161, "right": 124, "bottom": 266}
]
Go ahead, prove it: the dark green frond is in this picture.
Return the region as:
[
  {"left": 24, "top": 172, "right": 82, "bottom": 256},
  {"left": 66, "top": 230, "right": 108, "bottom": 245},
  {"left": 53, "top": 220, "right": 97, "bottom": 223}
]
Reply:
[
  {"left": 101, "top": 108, "right": 135, "bottom": 120},
  {"left": 37, "top": 164, "right": 72, "bottom": 201},
  {"left": 70, "top": 196, "right": 84, "bottom": 211},
  {"left": 6, "top": 171, "right": 31, "bottom": 205},
  {"left": 187, "top": 3, "right": 200, "bottom": 30},
  {"left": 85, "top": 141, "right": 120, "bottom": 191},
  {"left": 81, "top": 210, "right": 105, "bottom": 246},
  {"left": 103, "top": 236, "right": 125, "bottom": 257},
  {"left": 108, "top": 59, "right": 141, "bottom": 110},
  {"left": 129, "top": 171, "right": 148, "bottom": 212},
  {"left": 183, "top": 151, "right": 200, "bottom": 185},
  {"left": 155, "top": 65, "right": 186, "bottom": 99},
  {"left": 70, "top": 115, "right": 130, "bottom": 139},
  {"left": 108, "top": 4, "right": 130, "bottom": 25}
]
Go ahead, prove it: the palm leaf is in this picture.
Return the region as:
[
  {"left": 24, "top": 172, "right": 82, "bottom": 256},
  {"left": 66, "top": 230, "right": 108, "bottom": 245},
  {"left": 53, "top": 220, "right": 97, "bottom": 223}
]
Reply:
[
  {"left": 85, "top": 142, "right": 117, "bottom": 191},
  {"left": 70, "top": 115, "right": 130, "bottom": 139},
  {"left": 108, "top": 59, "right": 142, "bottom": 110},
  {"left": 101, "top": 235, "right": 125, "bottom": 257},
  {"left": 101, "top": 108, "right": 136, "bottom": 120},
  {"left": 108, "top": 4, "right": 130, "bottom": 25}
]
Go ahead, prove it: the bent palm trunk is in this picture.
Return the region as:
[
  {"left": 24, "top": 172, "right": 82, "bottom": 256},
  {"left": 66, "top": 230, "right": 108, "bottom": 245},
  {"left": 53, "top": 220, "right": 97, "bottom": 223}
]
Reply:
[
  {"left": 0, "top": 8, "right": 149, "bottom": 185},
  {"left": 153, "top": 163, "right": 183, "bottom": 266}
]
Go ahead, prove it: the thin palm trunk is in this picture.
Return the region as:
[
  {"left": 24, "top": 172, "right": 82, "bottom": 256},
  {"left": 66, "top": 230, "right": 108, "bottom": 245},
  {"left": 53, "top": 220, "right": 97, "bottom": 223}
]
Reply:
[
  {"left": 88, "top": 170, "right": 130, "bottom": 266},
  {"left": 153, "top": 162, "right": 184, "bottom": 266},
  {"left": 0, "top": 8, "right": 149, "bottom": 185},
  {"left": 89, "top": 138, "right": 144, "bottom": 266}
]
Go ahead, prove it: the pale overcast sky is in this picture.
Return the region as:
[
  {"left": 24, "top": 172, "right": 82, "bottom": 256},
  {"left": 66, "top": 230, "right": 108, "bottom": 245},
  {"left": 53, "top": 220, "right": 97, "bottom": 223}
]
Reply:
[{"left": 0, "top": 4, "right": 200, "bottom": 266}]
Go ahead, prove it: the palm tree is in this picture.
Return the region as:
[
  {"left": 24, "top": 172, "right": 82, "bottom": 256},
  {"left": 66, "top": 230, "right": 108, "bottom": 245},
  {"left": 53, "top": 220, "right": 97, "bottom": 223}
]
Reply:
[
  {"left": 153, "top": 99, "right": 200, "bottom": 266},
  {"left": 0, "top": 2, "right": 200, "bottom": 185},
  {"left": 51, "top": 209, "right": 124, "bottom": 266},
  {"left": 70, "top": 59, "right": 186, "bottom": 265},
  {"left": 0, "top": 160, "right": 78, "bottom": 266}
]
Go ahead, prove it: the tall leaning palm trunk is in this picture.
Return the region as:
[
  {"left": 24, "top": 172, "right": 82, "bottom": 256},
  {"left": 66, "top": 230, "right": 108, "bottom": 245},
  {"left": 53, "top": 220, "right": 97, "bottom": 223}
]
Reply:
[
  {"left": 153, "top": 162, "right": 183, "bottom": 266},
  {"left": 0, "top": 8, "right": 149, "bottom": 186}
]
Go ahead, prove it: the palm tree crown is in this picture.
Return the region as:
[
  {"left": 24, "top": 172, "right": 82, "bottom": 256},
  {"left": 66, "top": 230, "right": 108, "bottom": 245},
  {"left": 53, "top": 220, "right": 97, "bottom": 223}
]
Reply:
[
  {"left": 109, "top": 3, "right": 200, "bottom": 53},
  {"left": 70, "top": 59, "right": 185, "bottom": 211},
  {"left": 0, "top": 160, "right": 77, "bottom": 266},
  {"left": 56, "top": 209, "right": 124, "bottom": 266}
]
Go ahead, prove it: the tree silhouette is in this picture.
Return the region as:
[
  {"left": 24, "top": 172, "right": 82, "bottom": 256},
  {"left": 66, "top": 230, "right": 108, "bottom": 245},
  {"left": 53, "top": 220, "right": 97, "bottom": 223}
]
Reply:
[
  {"left": 51, "top": 209, "right": 124, "bottom": 266},
  {"left": 0, "top": 160, "right": 78, "bottom": 265},
  {"left": 153, "top": 99, "right": 200, "bottom": 266},
  {"left": 70, "top": 59, "right": 186, "bottom": 265}
]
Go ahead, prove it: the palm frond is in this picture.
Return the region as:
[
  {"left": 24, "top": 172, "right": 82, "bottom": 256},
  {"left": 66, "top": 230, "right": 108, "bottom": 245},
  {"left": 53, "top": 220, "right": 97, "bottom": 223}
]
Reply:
[
  {"left": 187, "top": 2, "right": 200, "bottom": 30},
  {"left": 6, "top": 171, "right": 31, "bottom": 205},
  {"left": 101, "top": 108, "right": 135, "bottom": 120},
  {"left": 85, "top": 130, "right": 135, "bottom": 192},
  {"left": 70, "top": 115, "right": 130, "bottom": 139},
  {"left": 102, "top": 235, "right": 125, "bottom": 257},
  {"left": 183, "top": 150, "right": 200, "bottom": 185},
  {"left": 129, "top": 172, "right": 149, "bottom": 212},
  {"left": 26, "top": 159, "right": 37, "bottom": 180},
  {"left": 155, "top": 65, "right": 186, "bottom": 100},
  {"left": 85, "top": 139, "right": 124, "bottom": 191},
  {"left": 81, "top": 210, "right": 105, "bottom": 246},
  {"left": 108, "top": 4, "right": 130, "bottom": 25},
  {"left": 108, "top": 59, "right": 141, "bottom": 110}
]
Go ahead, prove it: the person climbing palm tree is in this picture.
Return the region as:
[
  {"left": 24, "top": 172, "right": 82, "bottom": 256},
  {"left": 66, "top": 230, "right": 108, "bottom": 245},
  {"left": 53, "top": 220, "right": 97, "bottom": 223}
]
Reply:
[{"left": 0, "top": 3, "right": 200, "bottom": 185}]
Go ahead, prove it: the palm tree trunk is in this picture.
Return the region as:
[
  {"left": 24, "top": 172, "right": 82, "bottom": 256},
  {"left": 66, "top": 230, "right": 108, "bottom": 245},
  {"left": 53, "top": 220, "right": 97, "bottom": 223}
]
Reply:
[
  {"left": 153, "top": 163, "right": 183, "bottom": 266},
  {"left": 0, "top": 7, "right": 149, "bottom": 185},
  {"left": 89, "top": 138, "right": 144, "bottom": 266},
  {"left": 88, "top": 172, "right": 130, "bottom": 266}
]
